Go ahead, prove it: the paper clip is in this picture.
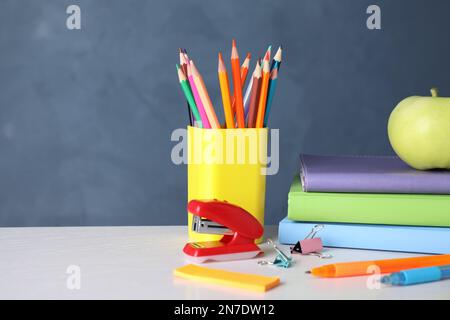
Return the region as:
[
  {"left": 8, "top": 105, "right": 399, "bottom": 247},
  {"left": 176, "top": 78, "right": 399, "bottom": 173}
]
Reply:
[
  {"left": 258, "top": 239, "right": 293, "bottom": 268},
  {"left": 291, "top": 225, "right": 332, "bottom": 259}
]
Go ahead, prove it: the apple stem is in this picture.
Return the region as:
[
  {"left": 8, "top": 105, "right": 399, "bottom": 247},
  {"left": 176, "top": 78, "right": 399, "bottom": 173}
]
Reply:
[{"left": 431, "top": 87, "right": 439, "bottom": 97}]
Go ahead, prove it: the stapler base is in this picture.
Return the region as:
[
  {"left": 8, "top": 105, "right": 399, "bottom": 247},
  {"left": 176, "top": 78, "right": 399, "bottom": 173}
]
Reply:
[{"left": 185, "top": 250, "right": 262, "bottom": 263}]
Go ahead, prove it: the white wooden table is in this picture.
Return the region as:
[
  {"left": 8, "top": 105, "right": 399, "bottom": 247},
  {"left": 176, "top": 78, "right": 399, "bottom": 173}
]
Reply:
[{"left": 1, "top": 226, "right": 449, "bottom": 300}]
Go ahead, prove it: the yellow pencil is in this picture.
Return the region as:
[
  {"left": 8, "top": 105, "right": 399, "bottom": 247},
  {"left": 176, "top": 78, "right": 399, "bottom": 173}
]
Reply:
[
  {"left": 218, "top": 53, "right": 234, "bottom": 128},
  {"left": 190, "top": 60, "right": 220, "bottom": 128}
]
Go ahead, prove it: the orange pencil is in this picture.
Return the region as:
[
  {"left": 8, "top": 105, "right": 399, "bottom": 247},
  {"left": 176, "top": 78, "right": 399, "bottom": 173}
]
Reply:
[
  {"left": 218, "top": 52, "right": 234, "bottom": 128},
  {"left": 231, "top": 39, "right": 245, "bottom": 128},
  {"left": 190, "top": 61, "right": 220, "bottom": 128},
  {"left": 231, "top": 52, "right": 251, "bottom": 115},
  {"left": 222, "top": 53, "right": 251, "bottom": 128},
  {"left": 240, "top": 52, "right": 251, "bottom": 86},
  {"left": 255, "top": 49, "right": 271, "bottom": 128}
]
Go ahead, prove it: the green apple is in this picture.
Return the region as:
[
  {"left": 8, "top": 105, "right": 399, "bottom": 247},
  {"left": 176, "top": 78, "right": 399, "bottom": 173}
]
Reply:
[{"left": 388, "top": 88, "right": 450, "bottom": 170}]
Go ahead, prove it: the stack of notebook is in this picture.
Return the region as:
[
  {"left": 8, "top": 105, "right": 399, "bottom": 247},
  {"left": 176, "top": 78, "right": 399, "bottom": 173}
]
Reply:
[{"left": 278, "top": 154, "right": 450, "bottom": 254}]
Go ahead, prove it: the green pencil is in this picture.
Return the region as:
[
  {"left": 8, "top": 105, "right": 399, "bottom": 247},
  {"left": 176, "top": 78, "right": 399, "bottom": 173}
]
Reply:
[{"left": 176, "top": 64, "right": 202, "bottom": 127}]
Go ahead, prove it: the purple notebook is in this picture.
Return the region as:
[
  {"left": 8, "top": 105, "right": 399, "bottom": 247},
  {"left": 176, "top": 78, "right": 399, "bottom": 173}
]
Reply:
[{"left": 299, "top": 154, "right": 450, "bottom": 194}]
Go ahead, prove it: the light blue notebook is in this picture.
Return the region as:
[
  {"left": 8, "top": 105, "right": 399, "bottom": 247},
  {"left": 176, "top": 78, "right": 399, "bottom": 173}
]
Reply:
[{"left": 278, "top": 217, "right": 450, "bottom": 254}]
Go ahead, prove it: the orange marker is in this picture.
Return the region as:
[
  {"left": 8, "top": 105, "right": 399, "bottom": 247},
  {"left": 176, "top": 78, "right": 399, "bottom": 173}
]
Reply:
[
  {"left": 218, "top": 53, "right": 234, "bottom": 128},
  {"left": 255, "top": 49, "right": 271, "bottom": 128},
  {"left": 308, "top": 254, "right": 450, "bottom": 278},
  {"left": 231, "top": 39, "right": 245, "bottom": 128}
]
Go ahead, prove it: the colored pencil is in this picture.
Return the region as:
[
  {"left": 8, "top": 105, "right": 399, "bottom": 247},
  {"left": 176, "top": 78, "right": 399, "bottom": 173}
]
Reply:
[
  {"left": 183, "top": 49, "right": 190, "bottom": 68},
  {"left": 264, "top": 45, "right": 282, "bottom": 126},
  {"left": 190, "top": 60, "right": 220, "bottom": 128},
  {"left": 247, "top": 61, "right": 262, "bottom": 128},
  {"left": 218, "top": 52, "right": 234, "bottom": 128},
  {"left": 223, "top": 54, "right": 252, "bottom": 128},
  {"left": 187, "top": 61, "right": 211, "bottom": 128},
  {"left": 263, "top": 68, "right": 278, "bottom": 127},
  {"left": 255, "top": 49, "right": 271, "bottom": 128},
  {"left": 243, "top": 74, "right": 253, "bottom": 119},
  {"left": 179, "top": 49, "right": 188, "bottom": 77},
  {"left": 232, "top": 52, "right": 251, "bottom": 104},
  {"left": 240, "top": 52, "right": 251, "bottom": 86},
  {"left": 231, "top": 39, "right": 245, "bottom": 128},
  {"left": 177, "top": 64, "right": 202, "bottom": 127},
  {"left": 231, "top": 52, "right": 251, "bottom": 126},
  {"left": 177, "top": 42, "right": 282, "bottom": 129},
  {"left": 179, "top": 49, "right": 194, "bottom": 126},
  {"left": 187, "top": 98, "right": 193, "bottom": 125},
  {"left": 244, "top": 58, "right": 262, "bottom": 120},
  {"left": 265, "top": 45, "right": 272, "bottom": 64},
  {"left": 244, "top": 59, "right": 263, "bottom": 120},
  {"left": 271, "top": 46, "right": 282, "bottom": 71}
]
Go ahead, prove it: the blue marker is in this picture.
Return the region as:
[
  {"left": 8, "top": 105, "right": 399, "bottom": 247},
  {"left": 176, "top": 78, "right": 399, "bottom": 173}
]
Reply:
[{"left": 381, "top": 265, "right": 450, "bottom": 286}]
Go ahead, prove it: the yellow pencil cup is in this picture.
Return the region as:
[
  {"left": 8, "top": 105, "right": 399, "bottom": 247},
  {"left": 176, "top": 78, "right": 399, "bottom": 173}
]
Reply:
[{"left": 187, "top": 126, "right": 268, "bottom": 243}]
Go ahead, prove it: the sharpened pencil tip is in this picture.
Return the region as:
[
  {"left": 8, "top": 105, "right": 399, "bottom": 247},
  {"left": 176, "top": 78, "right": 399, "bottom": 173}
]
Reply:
[
  {"left": 232, "top": 39, "right": 236, "bottom": 47},
  {"left": 305, "top": 271, "right": 311, "bottom": 274},
  {"left": 274, "top": 46, "right": 282, "bottom": 62},
  {"left": 246, "top": 52, "right": 251, "bottom": 59},
  {"left": 231, "top": 41, "right": 239, "bottom": 59},
  {"left": 218, "top": 52, "right": 225, "bottom": 71}
]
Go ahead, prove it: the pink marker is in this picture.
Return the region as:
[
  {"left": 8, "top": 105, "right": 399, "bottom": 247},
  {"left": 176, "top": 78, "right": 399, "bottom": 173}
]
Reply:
[{"left": 187, "top": 61, "right": 210, "bottom": 128}]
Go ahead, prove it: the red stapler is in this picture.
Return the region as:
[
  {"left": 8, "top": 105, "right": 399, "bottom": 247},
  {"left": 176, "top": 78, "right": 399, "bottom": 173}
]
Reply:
[{"left": 183, "top": 200, "right": 264, "bottom": 263}]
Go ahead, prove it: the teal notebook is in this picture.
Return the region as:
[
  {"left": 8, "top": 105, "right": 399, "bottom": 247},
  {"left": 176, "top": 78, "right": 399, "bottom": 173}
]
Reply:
[{"left": 288, "top": 176, "right": 450, "bottom": 227}]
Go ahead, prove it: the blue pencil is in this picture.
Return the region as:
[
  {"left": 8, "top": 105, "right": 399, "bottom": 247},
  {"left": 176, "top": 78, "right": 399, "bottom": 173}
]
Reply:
[{"left": 270, "top": 46, "right": 282, "bottom": 71}]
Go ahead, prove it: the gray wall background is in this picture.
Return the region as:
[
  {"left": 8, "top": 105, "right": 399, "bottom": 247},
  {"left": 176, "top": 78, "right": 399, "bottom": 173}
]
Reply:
[{"left": 1, "top": 0, "right": 449, "bottom": 226}]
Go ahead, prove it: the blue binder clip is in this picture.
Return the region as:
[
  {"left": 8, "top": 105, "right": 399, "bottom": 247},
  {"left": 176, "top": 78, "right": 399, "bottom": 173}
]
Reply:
[{"left": 258, "top": 239, "right": 293, "bottom": 268}]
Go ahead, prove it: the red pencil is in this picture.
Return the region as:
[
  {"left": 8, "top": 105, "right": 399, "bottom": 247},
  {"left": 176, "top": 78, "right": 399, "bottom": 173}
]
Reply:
[
  {"left": 231, "top": 39, "right": 245, "bottom": 128},
  {"left": 231, "top": 52, "right": 251, "bottom": 116},
  {"left": 247, "top": 61, "right": 262, "bottom": 128}
]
